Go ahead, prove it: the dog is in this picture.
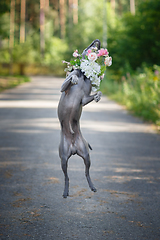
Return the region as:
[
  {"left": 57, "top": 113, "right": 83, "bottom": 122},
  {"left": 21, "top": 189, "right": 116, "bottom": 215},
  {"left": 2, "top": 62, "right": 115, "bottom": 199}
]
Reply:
[{"left": 58, "top": 40, "right": 102, "bottom": 198}]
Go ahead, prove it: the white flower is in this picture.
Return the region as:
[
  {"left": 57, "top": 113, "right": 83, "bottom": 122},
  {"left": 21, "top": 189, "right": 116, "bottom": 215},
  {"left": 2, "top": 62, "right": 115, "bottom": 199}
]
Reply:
[
  {"left": 80, "top": 60, "right": 102, "bottom": 91},
  {"left": 91, "top": 75, "right": 101, "bottom": 86},
  {"left": 80, "top": 61, "right": 100, "bottom": 76},
  {"left": 73, "top": 50, "right": 79, "bottom": 58},
  {"left": 90, "top": 61, "right": 101, "bottom": 73},
  {"left": 92, "top": 86, "right": 98, "bottom": 92},
  {"left": 104, "top": 56, "right": 112, "bottom": 66},
  {"left": 88, "top": 52, "right": 97, "bottom": 61}
]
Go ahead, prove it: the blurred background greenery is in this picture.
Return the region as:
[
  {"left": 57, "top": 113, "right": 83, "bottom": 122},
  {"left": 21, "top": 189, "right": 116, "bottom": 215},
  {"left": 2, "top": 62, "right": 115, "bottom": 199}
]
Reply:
[{"left": 0, "top": 0, "right": 160, "bottom": 129}]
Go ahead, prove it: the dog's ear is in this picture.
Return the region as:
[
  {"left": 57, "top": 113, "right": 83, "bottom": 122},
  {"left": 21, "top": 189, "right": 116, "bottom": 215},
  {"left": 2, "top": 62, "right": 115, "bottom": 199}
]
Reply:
[{"left": 61, "top": 70, "right": 79, "bottom": 92}]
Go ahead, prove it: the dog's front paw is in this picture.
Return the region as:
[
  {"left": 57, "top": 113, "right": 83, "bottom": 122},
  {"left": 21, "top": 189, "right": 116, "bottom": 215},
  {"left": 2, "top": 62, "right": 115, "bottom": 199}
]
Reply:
[
  {"left": 71, "top": 75, "right": 78, "bottom": 85},
  {"left": 94, "top": 91, "right": 102, "bottom": 102}
]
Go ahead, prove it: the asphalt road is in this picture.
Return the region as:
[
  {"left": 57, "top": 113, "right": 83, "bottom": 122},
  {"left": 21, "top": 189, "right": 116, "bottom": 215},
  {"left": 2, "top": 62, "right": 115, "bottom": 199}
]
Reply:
[{"left": 0, "top": 76, "right": 160, "bottom": 240}]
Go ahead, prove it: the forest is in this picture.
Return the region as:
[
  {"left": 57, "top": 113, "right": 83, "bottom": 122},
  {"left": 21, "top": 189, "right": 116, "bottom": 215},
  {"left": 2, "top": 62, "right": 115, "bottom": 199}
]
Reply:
[{"left": 0, "top": 0, "right": 160, "bottom": 129}]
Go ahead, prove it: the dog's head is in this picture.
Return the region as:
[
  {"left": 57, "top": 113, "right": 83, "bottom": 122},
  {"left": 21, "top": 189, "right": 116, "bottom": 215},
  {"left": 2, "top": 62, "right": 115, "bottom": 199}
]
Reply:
[{"left": 82, "top": 39, "right": 101, "bottom": 59}]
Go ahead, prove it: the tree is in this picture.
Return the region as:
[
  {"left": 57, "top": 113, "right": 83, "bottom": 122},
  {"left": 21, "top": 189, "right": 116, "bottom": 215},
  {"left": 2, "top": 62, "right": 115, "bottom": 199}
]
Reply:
[
  {"left": 130, "top": 0, "right": 135, "bottom": 15},
  {"left": 73, "top": 0, "right": 78, "bottom": 24},
  {"left": 59, "top": 0, "right": 66, "bottom": 39},
  {"left": 107, "top": 0, "right": 160, "bottom": 73},
  {"left": 20, "top": 0, "right": 26, "bottom": 43},
  {"left": 9, "top": 0, "right": 15, "bottom": 49},
  {"left": 40, "top": 0, "right": 45, "bottom": 57}
]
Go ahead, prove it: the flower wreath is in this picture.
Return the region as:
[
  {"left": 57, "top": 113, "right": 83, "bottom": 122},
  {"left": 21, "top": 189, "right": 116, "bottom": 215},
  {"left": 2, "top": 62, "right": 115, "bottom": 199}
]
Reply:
[{"left": 62, "top": 46, "right": 112, "bottom": 92}]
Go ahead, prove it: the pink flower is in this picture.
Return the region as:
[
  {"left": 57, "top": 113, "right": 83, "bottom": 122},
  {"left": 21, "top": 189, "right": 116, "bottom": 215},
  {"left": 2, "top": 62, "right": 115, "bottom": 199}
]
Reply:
[
  {"left": 87, "top": 49, "right": 92, "bottom": 55},
  {"left": 155, "top": 70, "right": 159, "bottom": 76},
  {"left": 97, "top": 48, "right": 108, "bottom": 57},
  {"left": 62, "top": 60, "right": 70, "bottom": 64},
  {"left": 104, "top": 56, "right": 112, "bottom": 66},
  {"left": 88, "top": 52, "right": 97, "bottom": 61},
  {"left": 100, "top": 74, "right": 105, "bottom": 80},
  {"left": 73, "top": 50, "right": 79, "bottom": 58}
]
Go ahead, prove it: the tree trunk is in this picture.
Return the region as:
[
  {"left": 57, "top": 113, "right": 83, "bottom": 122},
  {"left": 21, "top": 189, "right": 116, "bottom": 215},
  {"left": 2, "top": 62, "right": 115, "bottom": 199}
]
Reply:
[
  {"left": 68, "top": 0, "right": 73, "bottom": 24},
  {"left": 9, "top": 0, "right": 15, "bottom": 75},
  {"left": 130, "top": 0, "right": 135, "bottom": 15},
  {"left": 40, "top": 0, "right": 45, "bottom": 58},
  {"left": 19, "top": 63, "right": 25, "bottom": 75},
  {"left": 59, "top": 0, "right": 66, "bottom": 39},
  {"left": 111, "top": 0, "right": 115, "bottom": 12},
  {"left": 103, "top": 0, "right": 107, "bottom": 48},
  {"left": 117, "top": 0, "right": 122, "bottom": 16},
  {"left": 20, "top": 0, "right": 26, "bottom": 43},
  {"left": 9, "top": 0, "right": 15, "bottom": 49},
  {"left": 45, "top": 0, "right": 49, "bottom": 8},
  {"left": 73, "top": 0, "right": 78, "bottom": 24}
]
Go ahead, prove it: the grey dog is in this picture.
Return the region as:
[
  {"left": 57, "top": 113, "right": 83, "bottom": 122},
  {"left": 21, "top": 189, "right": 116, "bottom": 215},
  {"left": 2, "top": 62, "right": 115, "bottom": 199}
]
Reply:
[{"left": 58, "top": 40, "right": 102, "bottom": 198}]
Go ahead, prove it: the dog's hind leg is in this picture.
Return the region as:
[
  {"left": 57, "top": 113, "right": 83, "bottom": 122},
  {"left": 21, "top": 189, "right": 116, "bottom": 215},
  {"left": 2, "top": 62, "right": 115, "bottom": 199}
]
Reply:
[
  {"left": 77, "top": 140, "right": 97, "bottom": 192},
  {"left": 59, "top": 138, "right": 71, "bottom": 198},
  {"left": 84, "top": 153, "right": 97, "bottom": 192},
  {"left": 61, "top": 155, "right": 70, "bottom": 198}
]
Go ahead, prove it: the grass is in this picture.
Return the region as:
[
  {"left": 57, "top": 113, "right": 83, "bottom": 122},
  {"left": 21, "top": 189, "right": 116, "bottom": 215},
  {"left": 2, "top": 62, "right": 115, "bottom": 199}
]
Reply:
[
  {"left": 0, "top": 75, "right": 30, "bottom": 92},
  {"left": 100, "top": 65, "right": 160, "bottom": 131}
]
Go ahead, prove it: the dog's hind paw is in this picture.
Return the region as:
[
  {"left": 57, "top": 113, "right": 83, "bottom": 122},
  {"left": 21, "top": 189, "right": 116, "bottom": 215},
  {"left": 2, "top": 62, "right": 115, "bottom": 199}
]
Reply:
[
  {"left": 91, "top": 187, "right": 97, "bottom": 192},
  {"left": 63, "top": 193, "right": 69, "bottom": 198},
  {"left": 63, "top": 190, "right": 69, "bottom": 198},
  {"left": 63, "top": 194, "right": 68, "bottom": 198}
]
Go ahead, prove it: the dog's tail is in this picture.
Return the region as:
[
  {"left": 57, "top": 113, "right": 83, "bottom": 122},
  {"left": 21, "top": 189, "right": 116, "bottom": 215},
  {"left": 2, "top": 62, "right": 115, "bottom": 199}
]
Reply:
[{"left": 88, "top": 143, "right": 92, "bottom": 150}]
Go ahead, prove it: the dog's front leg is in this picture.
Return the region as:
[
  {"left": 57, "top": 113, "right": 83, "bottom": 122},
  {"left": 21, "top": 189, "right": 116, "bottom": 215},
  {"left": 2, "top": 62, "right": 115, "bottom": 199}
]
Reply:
[
  {"left": 71, "top": 74, "right": 78, "bottom": 85},
  {"left": 82, "top": 91, "right": 102, "bottom": 106},
  {"left": 94, "top": 91, "right": 102, "bottom": 102}
]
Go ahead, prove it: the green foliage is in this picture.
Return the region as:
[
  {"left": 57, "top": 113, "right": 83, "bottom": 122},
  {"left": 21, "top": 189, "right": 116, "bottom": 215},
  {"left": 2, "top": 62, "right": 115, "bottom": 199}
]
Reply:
[
  {"left": 101, "top": 66, "right": 160, "bottom": 129},
  {"left": 101, "top": 0, "right": 160, "bottom": 129},
  {"left": 0, "top": 0, "right": 10, "bottom": 15},
  {"left": 100, "top": 66, "right": 106, "bottom": 76},
  {"left": 65, "top": 0, "right": 110, "bottom": 59},
  {"left": 0, "top": 0, "right": 159, "bottom": 79},
  {"left": 12, "top": 39, "right": 39, "bottom": 64},
  {"left": 43, "top": 37, "right": 68, "bottom": 75},
  {"left": 0, "top": 12, "right": 10, "bottom": 38},
  {"left": 0, "top": 75, "right": 30, "bottom": 92},
  {"left": 0, "top": 49, "right": 10, "bottom": 63},
  {"left": 108, "top": 0, "right": 160, "bottom": 73}
]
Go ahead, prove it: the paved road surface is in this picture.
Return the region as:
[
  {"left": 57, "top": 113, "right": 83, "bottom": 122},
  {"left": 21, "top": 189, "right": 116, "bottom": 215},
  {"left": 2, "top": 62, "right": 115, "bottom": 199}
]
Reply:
[{"left": 0, "top": 76, "right": 160, "bottom": 240}]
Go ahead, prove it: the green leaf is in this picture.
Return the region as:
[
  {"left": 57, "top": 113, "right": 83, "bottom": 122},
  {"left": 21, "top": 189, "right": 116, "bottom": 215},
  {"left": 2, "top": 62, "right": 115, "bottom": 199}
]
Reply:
[
  {"left": 70, "top": 58, "right": 81, "bottom": 66},
  {"left": 100, "top": 66, "right": 106, "bottom": 75}
]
